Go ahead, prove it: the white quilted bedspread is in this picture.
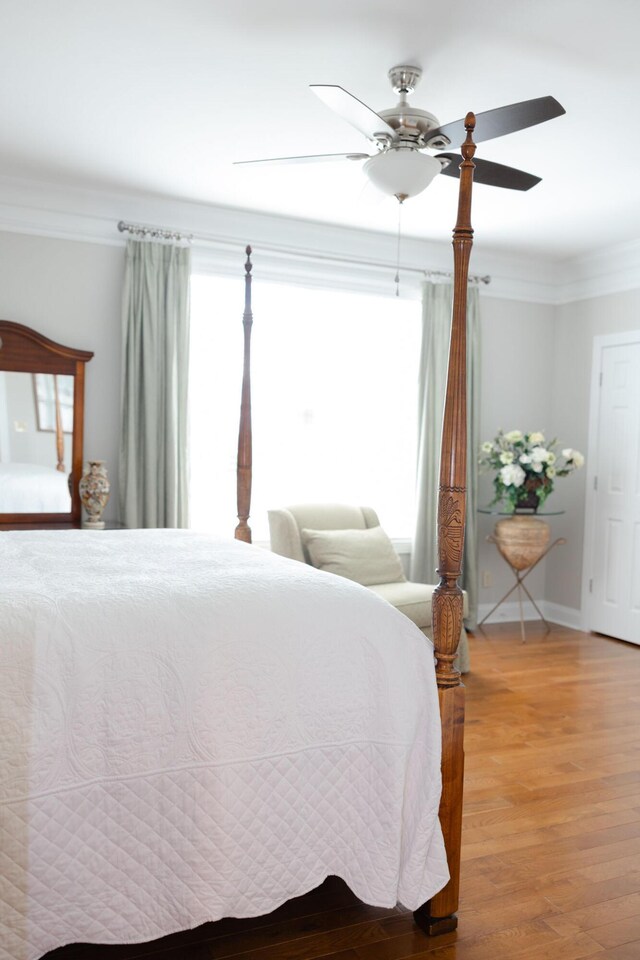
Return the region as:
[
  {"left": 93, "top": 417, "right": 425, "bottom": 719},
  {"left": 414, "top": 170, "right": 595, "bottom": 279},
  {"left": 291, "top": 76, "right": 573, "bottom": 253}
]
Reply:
[{"left": 0, "top": 530, "right": 447, "bottom": 960}]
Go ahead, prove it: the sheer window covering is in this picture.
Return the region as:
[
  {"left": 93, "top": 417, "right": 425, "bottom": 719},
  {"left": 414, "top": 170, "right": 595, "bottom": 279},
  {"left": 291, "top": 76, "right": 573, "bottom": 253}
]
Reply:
[{"left": 119, "top": 239, "right": 191, "bottom": 529}]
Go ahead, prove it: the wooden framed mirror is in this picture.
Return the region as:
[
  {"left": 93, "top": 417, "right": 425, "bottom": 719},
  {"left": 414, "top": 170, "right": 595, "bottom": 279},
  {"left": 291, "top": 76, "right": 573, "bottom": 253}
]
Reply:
[{"left": 0, "top": 321, "right": 93, "bottom": 527}]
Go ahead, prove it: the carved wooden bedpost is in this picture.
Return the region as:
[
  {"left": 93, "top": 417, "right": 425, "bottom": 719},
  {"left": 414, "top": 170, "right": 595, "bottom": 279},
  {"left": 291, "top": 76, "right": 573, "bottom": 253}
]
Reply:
[
  {"left": 414, "top": 114, "right": 476, "bottom": 936},
  {"left": 235, "top": 245, "right": 253, "bottom": 543}
]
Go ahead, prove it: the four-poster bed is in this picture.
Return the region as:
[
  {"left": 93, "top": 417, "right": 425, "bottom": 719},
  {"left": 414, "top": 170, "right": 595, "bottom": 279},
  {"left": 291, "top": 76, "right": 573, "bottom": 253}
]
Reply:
[
  {"left": 0, "top": 117, "right": 477, "bottom": 958},
  {"left": 233, "top": 114, "right": 479, "bottom": 933}
]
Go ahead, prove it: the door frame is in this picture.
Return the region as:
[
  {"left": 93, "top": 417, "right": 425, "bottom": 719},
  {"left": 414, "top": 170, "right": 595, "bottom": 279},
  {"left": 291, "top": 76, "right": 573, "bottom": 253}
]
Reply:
[{"left": 581, "top": 329, "right": 640, "bottom": 634}]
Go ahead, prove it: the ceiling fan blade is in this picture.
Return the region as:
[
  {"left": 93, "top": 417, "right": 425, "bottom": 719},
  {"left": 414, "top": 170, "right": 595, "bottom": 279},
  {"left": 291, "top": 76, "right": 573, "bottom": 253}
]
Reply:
[
  {"left": 234, "top": 152, "right": 371, "bottom": 167},
  {"left": 428, "top": 96, "right": 565, "bottom": 148},
  {"left": 310, "top": 84, "right": 397, "bottom": 143},
  {"left": 436, "top": 153, "right": 542, "bottom": 191}
]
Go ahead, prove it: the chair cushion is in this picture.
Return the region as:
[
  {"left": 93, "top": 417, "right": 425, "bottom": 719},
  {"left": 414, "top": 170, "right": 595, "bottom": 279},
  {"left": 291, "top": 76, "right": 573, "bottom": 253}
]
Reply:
[
  {"left": 301, "top": 525, "right": 406, "bottom": 587},
  {"left": 369, "top": 581, "right": 435, "bottom": 629},
  {"left": 369, "top": 581, "right": 469, "bottom": 630}
]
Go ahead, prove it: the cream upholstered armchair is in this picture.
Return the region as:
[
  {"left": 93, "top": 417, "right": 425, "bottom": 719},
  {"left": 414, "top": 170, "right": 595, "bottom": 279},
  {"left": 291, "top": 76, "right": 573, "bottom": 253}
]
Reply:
[{"left": 268, "top": 503, "right": 469, "bottom": 673}]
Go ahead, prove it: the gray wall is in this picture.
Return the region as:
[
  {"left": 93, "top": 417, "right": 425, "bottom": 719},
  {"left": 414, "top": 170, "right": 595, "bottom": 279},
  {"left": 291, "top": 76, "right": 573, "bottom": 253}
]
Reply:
[
  {"left": 0, "top": 232, "right": 124, "bottom": 519},
  {"left": 0, "top": 227, "right": 636, "bottom": 622},
  {"left": 545, "top": 287, "right": 640, "bottom": 613},
  {"left": 475, "top": 295, "right": 556, "bottom": 610},
  {"left": 0, "top": 233, "right": 558, "bottom": 558},
  {"left": 476, "top": 287, "right": 640, "bottom": 620}
]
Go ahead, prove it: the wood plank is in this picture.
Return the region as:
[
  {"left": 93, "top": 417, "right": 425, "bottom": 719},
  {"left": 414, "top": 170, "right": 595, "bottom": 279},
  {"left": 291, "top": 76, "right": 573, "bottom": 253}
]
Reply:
[
  {"left": 545, "top": 892, "right": 640, "bottom": 937},
  {"left": 588, "top": 914, "right": 640, "bottom": 949},
  {"left": 593, "top": 941, "right": 640, "bottom": 959}
]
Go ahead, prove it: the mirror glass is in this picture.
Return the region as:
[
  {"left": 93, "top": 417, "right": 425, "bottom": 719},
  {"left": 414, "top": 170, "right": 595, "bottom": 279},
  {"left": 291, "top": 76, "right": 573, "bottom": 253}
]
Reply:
[{"left": 0, "top": 371, "right": 74, "bottom": 513}]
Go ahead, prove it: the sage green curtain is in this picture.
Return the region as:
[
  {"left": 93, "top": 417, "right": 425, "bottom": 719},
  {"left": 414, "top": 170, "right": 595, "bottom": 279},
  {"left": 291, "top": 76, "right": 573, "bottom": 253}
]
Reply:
[
  {"left": 410, "top": 281, "right": 481, "bottom": 629},
  {"left": 119, "top": 239, "right": 191, "bottom": 528}
]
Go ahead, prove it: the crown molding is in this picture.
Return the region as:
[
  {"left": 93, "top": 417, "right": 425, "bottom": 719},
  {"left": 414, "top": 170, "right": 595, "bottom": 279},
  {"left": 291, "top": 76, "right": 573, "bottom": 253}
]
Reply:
[
  {"left": 0, "top": 173, "right": 636, "bottom": 305},
  {"left": 555, "top": 238, "right": 640, "bottom": 304}
]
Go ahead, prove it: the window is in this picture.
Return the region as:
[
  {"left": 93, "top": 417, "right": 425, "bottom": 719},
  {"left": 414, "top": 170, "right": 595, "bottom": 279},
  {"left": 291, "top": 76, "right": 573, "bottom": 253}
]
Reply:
[{"left": 189, "top": 275, "right": 421, "bottom": 542}]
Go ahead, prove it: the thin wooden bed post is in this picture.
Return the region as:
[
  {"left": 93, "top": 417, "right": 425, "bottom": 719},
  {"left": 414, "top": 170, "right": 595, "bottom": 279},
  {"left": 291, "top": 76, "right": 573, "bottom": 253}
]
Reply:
[
  {"left": 414, "top": 113, "right": 476, "bottom": 937},
  {"left": 53, "top": 374, "right": 65, "bottom": 472},
  {"left": 235, "top": 245, "right": 253, "bottom": 543}
]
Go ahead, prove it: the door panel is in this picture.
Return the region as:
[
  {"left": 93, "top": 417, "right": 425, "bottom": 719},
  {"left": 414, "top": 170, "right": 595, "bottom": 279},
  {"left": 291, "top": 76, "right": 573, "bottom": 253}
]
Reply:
[
  {"left": 632, "top": 522, "right": 640, "bottom": 613},
  {"left": 590, "top": 342, "right": 640, "bottom": 644}
]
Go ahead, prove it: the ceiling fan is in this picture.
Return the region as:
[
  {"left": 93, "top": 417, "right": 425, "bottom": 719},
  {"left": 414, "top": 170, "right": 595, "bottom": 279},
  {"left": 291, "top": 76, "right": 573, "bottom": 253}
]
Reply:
[{"left": 235, "top": 66, "right": 565, "bottom": 202}]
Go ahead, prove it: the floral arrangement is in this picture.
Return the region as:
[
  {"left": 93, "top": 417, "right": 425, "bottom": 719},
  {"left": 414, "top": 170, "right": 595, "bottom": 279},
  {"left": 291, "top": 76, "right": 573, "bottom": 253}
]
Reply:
[{"left": 479, "top": 429, "right": 585, "bottom": 512}]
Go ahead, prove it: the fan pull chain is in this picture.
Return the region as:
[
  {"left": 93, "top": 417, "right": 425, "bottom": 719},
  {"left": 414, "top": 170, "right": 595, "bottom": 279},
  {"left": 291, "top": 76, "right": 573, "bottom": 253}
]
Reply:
[{"left": 394, "top": 193, "right": 407, "bottom": 297}]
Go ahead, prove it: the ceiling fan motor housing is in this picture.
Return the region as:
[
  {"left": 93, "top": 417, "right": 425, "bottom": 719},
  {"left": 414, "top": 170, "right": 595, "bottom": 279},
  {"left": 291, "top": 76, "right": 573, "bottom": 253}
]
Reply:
[
  {"left": 380, "top": 66, "right": 442, "bottom": 142},
  {"left": 377, "top": 106, "right": 441, "bottom": 140}
]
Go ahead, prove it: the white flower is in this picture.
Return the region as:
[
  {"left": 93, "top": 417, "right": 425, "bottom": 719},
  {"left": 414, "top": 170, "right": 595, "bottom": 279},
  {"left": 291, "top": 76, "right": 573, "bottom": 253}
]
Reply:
[
  {"left": 481, "top": 441, "right": 493, "bottom": 453},
  {"left": 504, "top": 430, "right": 523, "bottom": 443},
  {"left": 519, "top": 454, "right": 531, "bottom": 464},
  {"left": 547, "top": 466, "right": 556, "bottom": 478},
  {"left": 499, "top": 451, "right": 514, "bottom": 464},
  {"left": 500, "top": 463, "right": 526, "bottom": 488},
  {"left": 529, "top": 431, "right": 545, "bottom": 443},
  {"left": 532, "top": 462, "right": 543, "bottom": 473},
  {"left": 547, "top": 452, "right": 556, "bottom": 465},
  {"left": 530, "top": 447, "right": 551, "bottom": 463},
  {"left": 562, "top": 448, "right": 585, "bottom": 469}
]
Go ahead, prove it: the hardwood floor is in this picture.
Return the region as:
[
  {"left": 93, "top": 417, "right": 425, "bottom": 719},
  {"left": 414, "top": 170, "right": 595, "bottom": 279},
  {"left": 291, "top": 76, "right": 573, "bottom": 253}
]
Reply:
[{"left": 46, "top": 624, "right": 640, "bottom": 960}]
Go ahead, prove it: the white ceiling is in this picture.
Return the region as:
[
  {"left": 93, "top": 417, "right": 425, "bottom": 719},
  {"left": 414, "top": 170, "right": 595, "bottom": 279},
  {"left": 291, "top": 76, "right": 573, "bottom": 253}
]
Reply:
[{"left": 0, "top": 0, "right": 638, "bottom": 261}]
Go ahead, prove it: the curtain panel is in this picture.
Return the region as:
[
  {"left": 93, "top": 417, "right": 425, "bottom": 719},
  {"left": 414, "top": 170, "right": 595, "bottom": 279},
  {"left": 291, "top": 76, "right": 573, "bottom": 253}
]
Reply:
[
  {"left": 411, "top": 281, "right": 481, "bottom": 629},
  {"left": 119, "top": 239, "right": 191, "bottom": 529}
]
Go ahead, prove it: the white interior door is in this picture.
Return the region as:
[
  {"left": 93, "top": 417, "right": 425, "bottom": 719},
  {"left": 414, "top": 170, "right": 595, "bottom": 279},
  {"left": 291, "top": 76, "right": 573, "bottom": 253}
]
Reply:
[{"left": 588, "top": 338, "right": 640, "bottom": 644}]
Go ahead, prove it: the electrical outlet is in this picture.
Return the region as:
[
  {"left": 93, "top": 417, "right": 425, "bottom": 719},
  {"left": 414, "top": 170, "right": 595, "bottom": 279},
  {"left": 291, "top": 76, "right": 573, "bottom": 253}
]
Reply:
[{"left": 482, "top": 570, "right": 493, "bottom": 588}]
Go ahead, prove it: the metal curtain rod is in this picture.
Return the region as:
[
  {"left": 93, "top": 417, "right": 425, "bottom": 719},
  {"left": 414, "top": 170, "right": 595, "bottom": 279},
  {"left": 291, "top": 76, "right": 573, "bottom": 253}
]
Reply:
[
  {"left": 117, "top": 220, "right": 193, "bottom": 242},
  {"left": 115, "top": 220, "right": 490, "bottom": 284}
]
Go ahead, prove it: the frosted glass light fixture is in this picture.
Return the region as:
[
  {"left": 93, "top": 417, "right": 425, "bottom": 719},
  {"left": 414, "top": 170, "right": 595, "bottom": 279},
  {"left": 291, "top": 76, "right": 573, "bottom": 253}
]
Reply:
[{"left": 364, "top": 149, "right": 442, "bottom": 199}]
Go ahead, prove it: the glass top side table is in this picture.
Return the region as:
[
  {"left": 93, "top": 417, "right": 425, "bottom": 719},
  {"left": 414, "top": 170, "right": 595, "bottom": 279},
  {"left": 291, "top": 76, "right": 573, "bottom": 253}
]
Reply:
[
  {"left": 478, "top": 508, "right": 565, "bottom": 642},
  {"left": 478, "top": 507, "right": 565, "bottom": 516}
]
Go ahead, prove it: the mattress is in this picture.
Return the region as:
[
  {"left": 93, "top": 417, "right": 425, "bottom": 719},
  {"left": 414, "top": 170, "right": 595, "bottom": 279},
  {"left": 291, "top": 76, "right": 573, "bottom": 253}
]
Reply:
[{"left": 0, "top": 529, "right": 447, "bottom": 960}]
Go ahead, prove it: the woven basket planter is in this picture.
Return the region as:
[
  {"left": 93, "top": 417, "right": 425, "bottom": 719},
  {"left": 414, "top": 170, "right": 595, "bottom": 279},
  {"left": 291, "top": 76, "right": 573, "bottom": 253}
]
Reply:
[{"left": 494, "top": 516, "right": 550, "bottom": 571}]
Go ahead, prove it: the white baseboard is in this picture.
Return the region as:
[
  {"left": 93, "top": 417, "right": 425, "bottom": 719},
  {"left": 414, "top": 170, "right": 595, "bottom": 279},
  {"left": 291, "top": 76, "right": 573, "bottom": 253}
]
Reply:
[
  {"left": 478, "top": 600, "right": 541, "bottom": 624},
  {"left": 477, "top": 599, "right": 584, "bottom": 630},
  {"left": 542, "top": 602, "right": 585, "bottom": 631}
]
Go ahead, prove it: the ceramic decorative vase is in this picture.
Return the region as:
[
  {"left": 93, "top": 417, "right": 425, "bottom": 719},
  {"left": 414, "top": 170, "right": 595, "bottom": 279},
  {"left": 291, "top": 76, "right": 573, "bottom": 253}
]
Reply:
[
  {"left": 494, "top": 516, "right": 550, "bottom": 571},
  {"left": 79, "top": 460, "right": 110, "bottom": 529}
]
